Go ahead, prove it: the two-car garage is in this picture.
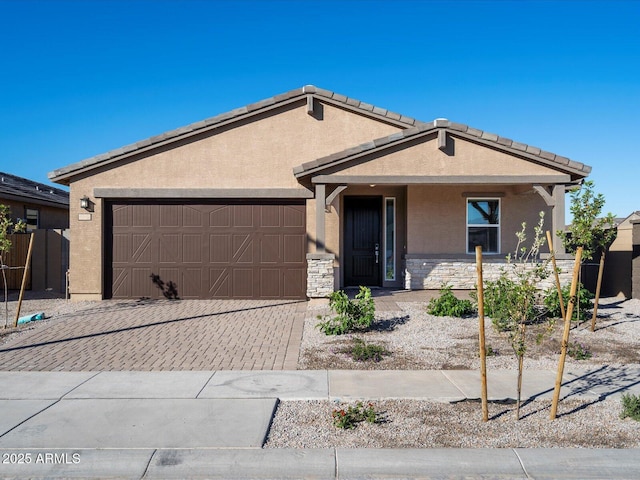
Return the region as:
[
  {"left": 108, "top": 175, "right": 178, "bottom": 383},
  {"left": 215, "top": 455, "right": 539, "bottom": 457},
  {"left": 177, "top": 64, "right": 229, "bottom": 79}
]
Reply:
[{"left": 105, "top": 200, "right": 307, "bottom": 300}]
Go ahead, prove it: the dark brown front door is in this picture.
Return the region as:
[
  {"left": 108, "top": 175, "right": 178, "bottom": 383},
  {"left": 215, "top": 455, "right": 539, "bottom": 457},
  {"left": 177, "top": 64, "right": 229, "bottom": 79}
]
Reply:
[
  {"left": 105, "top": 201, "right": 306, "bottom": 299},
  {"left": 344, "top": 196, "right": 382, "bottom": 287}
]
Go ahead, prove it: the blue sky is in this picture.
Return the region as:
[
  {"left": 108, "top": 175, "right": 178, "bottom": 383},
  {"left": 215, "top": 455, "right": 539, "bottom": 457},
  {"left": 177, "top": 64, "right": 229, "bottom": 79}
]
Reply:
[{"left": 1, "top": 0, "right": 638, "bottom": 218}]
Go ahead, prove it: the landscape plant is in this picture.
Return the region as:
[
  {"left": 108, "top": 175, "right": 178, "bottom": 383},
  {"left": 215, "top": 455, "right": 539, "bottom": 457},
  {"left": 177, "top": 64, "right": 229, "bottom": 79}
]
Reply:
[
  {"left": 620, "top": 393, "right": 640, "bottom": 422},
  {"left": 316, "top": 286, "right": 375, "bottom": 335},
  {"left": 426, "top": 284, "right": 475, "bottom": 317},
  {"left": 347, "top": 338, "right": 390, "bottom": 362},
  {"left": 480, "top": 212, "right": 550, "bottom": 419},
  {"left": 332, "top": 401, "right": 378, "bottom": 429},
  {"left": 557, "top": 180, "right": 616, "bottom": 329},
  {"left": 567, "top": 341, "right": 592, "bottom": 360},
  {"left": 0, "top": 205, "right": 26, "bottom": 328},
  {"left": 544, "top": 283, "right": 594, "bottom": 323}
]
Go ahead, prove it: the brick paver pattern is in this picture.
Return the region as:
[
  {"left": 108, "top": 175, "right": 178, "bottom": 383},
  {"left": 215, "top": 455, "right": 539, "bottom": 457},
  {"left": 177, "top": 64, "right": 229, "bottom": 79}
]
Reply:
[{"left": 0, "top": 299, "right": 306, "bottom": 371}]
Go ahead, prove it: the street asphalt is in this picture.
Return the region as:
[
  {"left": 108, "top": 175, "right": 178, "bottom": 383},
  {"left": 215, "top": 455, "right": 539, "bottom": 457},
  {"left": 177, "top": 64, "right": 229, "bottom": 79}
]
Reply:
[{"left": 1, "top": 369, "right": 639, "bottom": 479}]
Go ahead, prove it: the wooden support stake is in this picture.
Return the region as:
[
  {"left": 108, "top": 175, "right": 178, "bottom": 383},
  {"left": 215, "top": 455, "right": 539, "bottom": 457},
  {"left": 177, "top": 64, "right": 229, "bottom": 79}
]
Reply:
[
  {"left": 13, "top": 232, "right": 35, "bottom": 328},
  {"left": 476, "top": 245, "right": 489, "bottom": 422},
  {"left": 590, "top": 249, "right": 606, "bottom": 332},
  {"left": 546, "top": 230, "right": 565, "bottom": 321},
  {"left": 550, "top": 246, "right": 583, "bottom": 420}
]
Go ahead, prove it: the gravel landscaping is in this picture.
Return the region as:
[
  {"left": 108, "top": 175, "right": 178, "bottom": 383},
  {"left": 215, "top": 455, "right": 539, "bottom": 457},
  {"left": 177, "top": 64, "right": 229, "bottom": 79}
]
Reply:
[
  {"left": 299, "top": 296, "right": 640, "bottom": 371},
  {"left": 3, "top": 290, "right": 639, "bottom": 448},
  {"left": 265, "top": 295, "right": 640, "bottom": 449}
]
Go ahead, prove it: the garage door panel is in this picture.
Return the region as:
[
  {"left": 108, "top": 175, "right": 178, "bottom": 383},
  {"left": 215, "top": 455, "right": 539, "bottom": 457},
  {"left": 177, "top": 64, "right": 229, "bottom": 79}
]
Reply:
[
  {"left": 180, "top": 268, "right": 203, "bottom": 298},
  {"left": 111, "top": 267, "right": 130, "bottom": 298},
  {"left": 159, "top": 205, "right": 180, "bottom": 227},
  {"left": 260, "top": 269, "right": 281, "bottom": 298},
  {"left": 209, "top": 268, "right": 231, "bottom": 298},
  {"left": 180, "top": 205, "right": 201, "bottom": 228},
  {"left": 210, "top": 205, "right": 231, "bottom": 228},
  {"left": 232, "top": 269, "right": 254, "bottom": 298},
  {"left": 112, "top": 205, "right": 130, "bottom": 227},
  {"left": 233, "top": 235, "right": 254, "bottom": 263},
  {"left": 132, "top": 268, "right": 155, "bottom": 298},
  {"left": 210, "top": 234, "right": 231, "bottom": 263},
  {"left": 132, "top": 205, "right": 153, "bottom": 227},
  {"left": 183, "top": 234, "right": 203, "bottom": 263},
  {"left": 283, "top": 234, "right": 305, "bottom": 264},
  {"left": 283, "top": 268, "right": 306, "bottom": 298},
  {"left": 158, "top": 234, "right": 180, "bottom": 263},
  {"left": 233, "top": 205, "right": 254, "bottom": 227},
  {"left": 261, "top": 235, "right": 281, "bottom": 263},
  {"left": 108, "top": 201, "right": 306, "bottom": 299},
  {"left": 112, "top": 234, "right": 131, "bottom": 263},
  {"left": 284, "top": 205, "right": 305, "bottom": 227},
  {"left": 132, "top": 234, "right": 152, "bottom": 263},
  {"left": 260, "top": 205, "right": 281, "bottom": 227}
]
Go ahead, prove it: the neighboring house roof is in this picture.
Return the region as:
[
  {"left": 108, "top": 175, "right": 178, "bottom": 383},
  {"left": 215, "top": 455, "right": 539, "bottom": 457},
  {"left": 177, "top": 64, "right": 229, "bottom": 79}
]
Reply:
[
  {"left": 48, "top": 85, "right": 591, "bottom": 185},
  {"left": 0, "top": 172, "right": 69, "bottom": 209},
  {"left": 48, "top": 85, "right": 423, "bottom": 185},
  {"left": 293, "top": 118, "right": 591, "bottom": 181}
]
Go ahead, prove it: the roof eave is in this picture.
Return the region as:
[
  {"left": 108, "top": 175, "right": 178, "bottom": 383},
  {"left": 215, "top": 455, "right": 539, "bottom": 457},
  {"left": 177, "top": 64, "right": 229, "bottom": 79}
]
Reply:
[
  {"left": 49, "top": 86, "right": 421, "bottom": 185},
  {"left": 294, "top": 124, "right": 592, "bottom": 181}
]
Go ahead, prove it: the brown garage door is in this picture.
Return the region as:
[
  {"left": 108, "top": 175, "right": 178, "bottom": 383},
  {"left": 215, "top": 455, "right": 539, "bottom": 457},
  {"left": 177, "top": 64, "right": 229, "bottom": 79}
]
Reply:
[{"left": 105, "top": 201, "right": 307, "bottom": 299}]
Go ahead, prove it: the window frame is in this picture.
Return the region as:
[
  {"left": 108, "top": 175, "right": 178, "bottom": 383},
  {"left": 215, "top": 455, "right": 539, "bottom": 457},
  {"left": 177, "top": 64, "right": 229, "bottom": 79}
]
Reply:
[
  {"left": 466, "top": 197, "right": 500, "bottom": 254},
  {"left": 24, "top": 207, "right": 39, "bottom": 232},
  {"left": 384, "top": 197, "right": 396, "bottom": 281}
]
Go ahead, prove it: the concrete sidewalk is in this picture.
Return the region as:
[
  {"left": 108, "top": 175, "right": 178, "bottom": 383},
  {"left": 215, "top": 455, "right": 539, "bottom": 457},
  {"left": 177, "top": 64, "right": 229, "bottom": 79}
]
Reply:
[{"left": 1, "top": 369, "right": 639, "bottom": 479}]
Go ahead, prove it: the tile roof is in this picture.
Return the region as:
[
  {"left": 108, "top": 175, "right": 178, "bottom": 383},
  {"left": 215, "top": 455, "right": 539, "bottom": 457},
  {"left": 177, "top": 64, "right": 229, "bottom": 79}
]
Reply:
[
  {"left": 48, "top": 85, "right": 422, "bottom": 184},
  {"left": 293, "top": 119, "right": 591, "bottom": 179},
  {"left": 48, "top": 85, "right": 591, "bottom": 183},
  {"left": 0, "top": 172, "right": 69, "bottom": 207}
]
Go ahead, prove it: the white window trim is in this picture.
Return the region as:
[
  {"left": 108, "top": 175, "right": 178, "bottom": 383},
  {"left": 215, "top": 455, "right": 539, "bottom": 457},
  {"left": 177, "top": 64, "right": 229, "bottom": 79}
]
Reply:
[
  {"left": 384, "top": 197, "right": 396, "bottom": 281},
  {"left": 466, "top": 197, "right": 501, "bottom": 254}
]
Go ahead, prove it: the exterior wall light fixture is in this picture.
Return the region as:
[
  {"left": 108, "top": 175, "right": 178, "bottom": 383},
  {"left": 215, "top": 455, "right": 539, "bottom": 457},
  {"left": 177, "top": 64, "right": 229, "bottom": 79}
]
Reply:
[{"left": 80, "top": 196, "right": 91, "bottom": 210}]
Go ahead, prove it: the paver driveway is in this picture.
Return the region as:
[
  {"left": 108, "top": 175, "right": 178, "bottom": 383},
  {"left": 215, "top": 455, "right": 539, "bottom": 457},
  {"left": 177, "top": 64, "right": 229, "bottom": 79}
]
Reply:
[{"left": 0, "top": 299, "right": 306, "bottom": 371}]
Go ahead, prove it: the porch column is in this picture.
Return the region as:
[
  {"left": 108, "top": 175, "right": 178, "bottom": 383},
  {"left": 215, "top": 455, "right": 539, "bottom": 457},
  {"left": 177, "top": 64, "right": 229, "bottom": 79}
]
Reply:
[
  {"left": 552, "top": 185, "right": 566, "bottom": 254},
  {"left": 315, "top": 183, "right": 326, "bottom": 253},
  {"left": 534, "top": 184, "right": 566, "bottom": 255}
]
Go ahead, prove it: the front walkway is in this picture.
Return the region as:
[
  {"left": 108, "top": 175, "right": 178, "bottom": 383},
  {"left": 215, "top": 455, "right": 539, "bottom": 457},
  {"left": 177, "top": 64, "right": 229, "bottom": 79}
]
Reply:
[{"left": 0, "top": 299, "right": 306, "bottom": 371}]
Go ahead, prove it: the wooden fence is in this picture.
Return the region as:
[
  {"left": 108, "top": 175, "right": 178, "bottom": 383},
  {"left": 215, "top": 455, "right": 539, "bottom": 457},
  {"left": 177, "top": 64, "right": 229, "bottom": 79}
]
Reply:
[
  {"left": 3, "top": 230, "right": 69, "bottom": 292},
  {"left": 3, "top": 233, "right": 31, "bottom": 290}
]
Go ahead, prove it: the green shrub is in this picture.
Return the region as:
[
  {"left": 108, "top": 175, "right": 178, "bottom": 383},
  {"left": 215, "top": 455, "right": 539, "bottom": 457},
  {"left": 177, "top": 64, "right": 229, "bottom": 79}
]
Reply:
[
  {"left": 543, "top": 283, "right": 593, "bottom": 321},
  {"left": 620, "top": 393, "right": 640, "bottom": 421},
  {"left": 481, "top": 275, "right": 538, "bottom": 333},
  {"left": 349, "top": 338, "right": 390, "bottom": 362},
  {"left": 332, "top": 401, "right": 378, "bottom": 429},
  {"left": 426, "top": 284, "right": 475, "bottom": 317},
  {"left": 316, "top": 286, "right": 375, "bottom": 335}
]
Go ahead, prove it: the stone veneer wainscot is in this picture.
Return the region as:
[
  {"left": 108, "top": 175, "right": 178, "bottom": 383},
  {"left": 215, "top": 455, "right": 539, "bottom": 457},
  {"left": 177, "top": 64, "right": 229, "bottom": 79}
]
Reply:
[
  {"left": 404, "top": 255, "right": 575, "bottom": 291},
  {"left": 306, "top": 253, "right": 335, "bottom": 298}
]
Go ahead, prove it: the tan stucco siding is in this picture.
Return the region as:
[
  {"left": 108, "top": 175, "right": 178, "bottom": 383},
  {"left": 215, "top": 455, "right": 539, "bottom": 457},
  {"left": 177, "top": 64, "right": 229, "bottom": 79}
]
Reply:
[
  {"left": 67, "top": 101, "right": 401, "bottom": 299},
  {"left": 333, "top": 135, "right": 564, "bottom": 177},
  {"left": 407, "top": 185, "right": 552, "bottom": 255},
  {"left": 67, "top": 184, "right": 104, "bottom": 299},
  {"left": 75, "top": 102, "right": 402, "bottom": 191}
]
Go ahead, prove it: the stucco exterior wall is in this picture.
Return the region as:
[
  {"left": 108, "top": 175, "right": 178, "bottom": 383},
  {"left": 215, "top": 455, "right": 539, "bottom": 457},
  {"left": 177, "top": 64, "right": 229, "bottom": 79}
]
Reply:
[
  {"left": 67, "top": 100, "right": 402, "bottom": 300},
  {"left": 605, "top": 217, "right": 635, "bottom": 298},
  {"left": 406, "top": 185, "right": 552, "bottom": 256},
  {"left": 331, "top": 134, "right": 565, "bottom": 177}
]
